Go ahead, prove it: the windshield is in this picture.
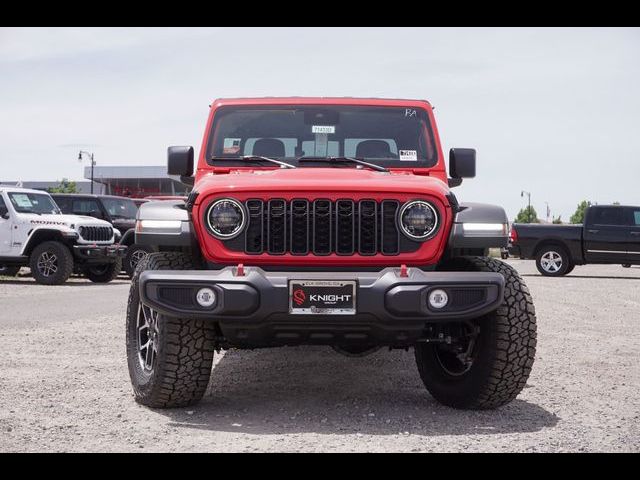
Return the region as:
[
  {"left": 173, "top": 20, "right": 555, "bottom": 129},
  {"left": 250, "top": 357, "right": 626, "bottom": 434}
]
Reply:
[
  {"left": 8, "top": 192, "right": 60, "bottom": 214},
  {"left": 101, "top": 197, "right": 138, "bottom": 219},
  {"left": 207, "top": 105, "right": 437, "bottom": 167}
]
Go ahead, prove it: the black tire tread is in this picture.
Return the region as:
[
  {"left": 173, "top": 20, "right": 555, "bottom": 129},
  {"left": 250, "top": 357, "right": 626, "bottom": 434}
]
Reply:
[
  {"left": 126, "top": 252, "right": 215, "bottom": 408},
  {"left": 85, "top": 259, "right": 122, "bottom": 283},
  {"left": 417, "top": 256, "right": 537, "bottom": 409},
  {"left": 29, "top": 241, "right": 74, "bottom": 285}
]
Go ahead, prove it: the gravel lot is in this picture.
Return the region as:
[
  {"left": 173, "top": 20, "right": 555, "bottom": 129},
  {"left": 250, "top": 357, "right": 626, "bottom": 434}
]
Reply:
[{"left": 1, "top": 260, "right": 639, "bottom": 452}]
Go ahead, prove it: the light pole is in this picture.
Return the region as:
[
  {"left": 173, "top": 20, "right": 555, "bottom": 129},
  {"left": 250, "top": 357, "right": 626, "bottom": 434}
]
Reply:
[
  {"left": 545, "top": 201, "right": 550, "bottom": 223},
  {"left": 78, "top": 151, "right": 96, "bottom": 194},
  {"left": 521, "top": 190, "right": 531, "bottom": 223}
]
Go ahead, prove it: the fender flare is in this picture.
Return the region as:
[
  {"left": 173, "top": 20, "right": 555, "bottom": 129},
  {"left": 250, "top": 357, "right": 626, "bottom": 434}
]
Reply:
[
  {"left": 20, "top": 227, "right": 72, "bottom": 256},
  {"left": 448, "top": 202, "right": 509, "bottom": 249}
]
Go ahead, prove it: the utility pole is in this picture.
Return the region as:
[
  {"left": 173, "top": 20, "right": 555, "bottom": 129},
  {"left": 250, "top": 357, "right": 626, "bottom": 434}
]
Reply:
[
  {"left": 78, "top": 151, "right": 96, "bottom": 194},
  {"left": 521, "top": 190, "right": 532, "bottom": 223}
]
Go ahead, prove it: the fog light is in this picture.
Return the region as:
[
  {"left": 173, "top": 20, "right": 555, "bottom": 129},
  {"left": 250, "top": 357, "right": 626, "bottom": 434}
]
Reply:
[
  {"left": 196, "top": 288, "right": 216, "bottom": 308},
  {"left": 428, "top": 289, "right": 449, "bottom": 309}
]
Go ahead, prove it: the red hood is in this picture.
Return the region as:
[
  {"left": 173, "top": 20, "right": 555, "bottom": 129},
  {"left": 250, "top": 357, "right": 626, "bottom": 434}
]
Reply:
[{"left": 193, "top": 168, "right": 450, "bottom": 198}]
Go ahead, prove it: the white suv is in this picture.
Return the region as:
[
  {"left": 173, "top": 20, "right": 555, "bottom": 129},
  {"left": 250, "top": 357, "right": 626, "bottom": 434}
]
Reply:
[{"left": 0, "top": 186, "right": 126, "bottom": 285}]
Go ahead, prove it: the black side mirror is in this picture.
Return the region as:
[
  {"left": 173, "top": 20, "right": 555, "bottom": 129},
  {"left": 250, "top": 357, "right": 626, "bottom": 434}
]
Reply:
[
  {"left": 0, "top": 207, "right": 9, "bottom": 219},
  {"left": 168, "top": 146, "right": 194, "bottom": 176},
  {"left": 448, "top": 148, "right": 476, "bottom": 187}
]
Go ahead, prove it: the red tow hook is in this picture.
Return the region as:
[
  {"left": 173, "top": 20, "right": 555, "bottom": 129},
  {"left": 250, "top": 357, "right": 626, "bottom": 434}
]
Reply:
[
  {"left": 399, "top": 264, "right": 409, "bottom": 278},
  {"left": 235, "top": 263, "right": 245, "bottom": 276}
]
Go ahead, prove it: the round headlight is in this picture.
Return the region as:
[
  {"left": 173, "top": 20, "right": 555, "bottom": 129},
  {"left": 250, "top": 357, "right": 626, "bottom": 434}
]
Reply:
[
  {"left": 206, "top": 198, "right": 246, "bottom": 239},
  {"left": 398, "top": 200, "right": 439, "bottom": 240}
]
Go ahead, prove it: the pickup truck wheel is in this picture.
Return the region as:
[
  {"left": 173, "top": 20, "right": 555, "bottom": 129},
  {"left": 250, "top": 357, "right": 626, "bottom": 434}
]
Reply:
[
  {"left": 85, "top": 259, "right": 122, "bottom": 283},
  {"left": 416, "top": 256, "right": 537, "bottom": 409},
  {"left": 535, "top": 246, "right": 571, "bottom": 276},
  {"left": 29, "top": 241, "right": 74, "bottom": 285},
  {"left": 126, "top": 252, "right": 215, "bottom": 408},
  {"left": 124, "top": 244, "right": 153, "bottom": 278},
  {"left": 0, "top": 265, "right": 21, "bottom": 277}
]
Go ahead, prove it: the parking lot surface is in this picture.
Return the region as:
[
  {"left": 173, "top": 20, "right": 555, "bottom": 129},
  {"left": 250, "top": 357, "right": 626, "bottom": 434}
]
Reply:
[{"left": 1, "top": 260, "right": 639, "bottom": 452}]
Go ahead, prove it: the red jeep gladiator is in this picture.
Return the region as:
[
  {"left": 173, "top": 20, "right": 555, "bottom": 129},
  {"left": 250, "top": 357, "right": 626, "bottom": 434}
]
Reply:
[{"left": 127, "top": 97, "right": 537, "bottom": 410}]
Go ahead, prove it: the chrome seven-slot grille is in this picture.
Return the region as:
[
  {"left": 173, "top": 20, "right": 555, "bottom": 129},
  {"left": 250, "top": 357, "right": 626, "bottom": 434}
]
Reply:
[
  {"left": 78, "top": 226, "right": 113, "bottom": 242},
  {"left": 242, "top": 199, "right": 406, "bottom": 256}
]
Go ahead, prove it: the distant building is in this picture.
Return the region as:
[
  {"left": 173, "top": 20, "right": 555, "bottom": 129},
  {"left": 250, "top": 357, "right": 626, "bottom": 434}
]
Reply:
[
  {"left": 84, "top": 166, "right": 189, "bottom": 198},
  {"left": 2, "top": 165, "right": 190, "bottom": 198}
]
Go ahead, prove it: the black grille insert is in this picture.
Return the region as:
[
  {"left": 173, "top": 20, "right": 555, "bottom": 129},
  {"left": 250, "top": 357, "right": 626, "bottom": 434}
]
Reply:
[
  {"left": 79, "top": 226, "right": 113, "bottom": 242},
  {"left": 243, "top": 199, "right": 403, "bottom": 256}
]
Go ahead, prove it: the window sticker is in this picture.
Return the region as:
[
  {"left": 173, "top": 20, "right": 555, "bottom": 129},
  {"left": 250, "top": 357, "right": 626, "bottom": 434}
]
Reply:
[
  {"left": 12, "top": 194, "right": 33, "bottom": 208},
  {"left": 404, "top": 109, "right": 417, "bottom": 118},
  {"left": 311, "top": 125, "right": 335, "bottom": 134},
  {"left": 399, "top": 150, "right": 418, "bottom": 161},
  {"left": 223, "top": 138, "right": 241, "bottom": 155}
]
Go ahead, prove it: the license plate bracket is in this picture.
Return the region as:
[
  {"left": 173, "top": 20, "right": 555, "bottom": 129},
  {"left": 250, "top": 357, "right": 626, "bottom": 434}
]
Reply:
[{"left": 289, "top": 280, "right": 356, "bottom": 315}]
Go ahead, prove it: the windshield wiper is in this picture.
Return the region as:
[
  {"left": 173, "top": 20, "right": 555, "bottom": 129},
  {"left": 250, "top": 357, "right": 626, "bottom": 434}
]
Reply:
[
  {"left": 211, "top": 155, "right": 296, "bottom": 169},
  {"left": 297, "top": 156, "right": 388, "bottom": 172}
]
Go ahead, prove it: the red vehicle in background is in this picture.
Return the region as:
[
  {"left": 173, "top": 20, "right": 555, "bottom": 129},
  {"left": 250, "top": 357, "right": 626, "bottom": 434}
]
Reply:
[{"left": 127, "top": 97, "right": 537, "bottom": 411}]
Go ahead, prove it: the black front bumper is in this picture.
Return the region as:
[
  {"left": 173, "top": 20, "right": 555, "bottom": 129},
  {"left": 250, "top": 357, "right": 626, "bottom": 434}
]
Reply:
[
  {"left": 139, "top": 266, "right": 505, "bottom": 348},
  {"left": 73, "top": 244, "right": 127, "bottom": 263}
]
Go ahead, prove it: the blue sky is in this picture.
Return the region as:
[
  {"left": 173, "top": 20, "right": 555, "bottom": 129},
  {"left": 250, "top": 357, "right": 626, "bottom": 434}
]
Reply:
[{"left": 1, "top": 27, "right": 639, "bottom": 221}]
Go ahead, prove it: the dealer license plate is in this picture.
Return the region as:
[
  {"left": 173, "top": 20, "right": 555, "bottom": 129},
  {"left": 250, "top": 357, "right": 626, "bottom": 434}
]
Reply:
[{"left": 289, "top": 280, "right": 356, "bottom": 315}]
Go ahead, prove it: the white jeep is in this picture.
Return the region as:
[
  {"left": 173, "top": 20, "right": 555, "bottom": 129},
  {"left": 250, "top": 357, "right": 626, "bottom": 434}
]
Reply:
[{"left": 0, "top": 186, "right": 126, "bottom": 284}]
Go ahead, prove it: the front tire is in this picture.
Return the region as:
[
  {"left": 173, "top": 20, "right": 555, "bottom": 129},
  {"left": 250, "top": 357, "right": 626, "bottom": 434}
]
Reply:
[
  {"left": 85, "top": 259, "right": 122, "bottom": 283},
  {"left": 536, "top": 245, "right": 571, "bottom": 276},
  {"left": 416, "top": 257, "right": 537, "bottom": 409},
  {"left": 29, "top": 241, "right": 74, "bottom": 285},
  {"left": 622, "top": 264, "right": 631, "bottom": 268},
  {"left": 126, "top": 252, "right": 215, "bottom": 408}
]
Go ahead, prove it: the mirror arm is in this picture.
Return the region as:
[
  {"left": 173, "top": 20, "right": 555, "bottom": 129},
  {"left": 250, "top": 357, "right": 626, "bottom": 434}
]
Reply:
[
  {"left": 448, "top": 178, "right": 463, "bottom": 188},
  {"left": 180, "top": 175, "right": 195, "bottom": 187}
]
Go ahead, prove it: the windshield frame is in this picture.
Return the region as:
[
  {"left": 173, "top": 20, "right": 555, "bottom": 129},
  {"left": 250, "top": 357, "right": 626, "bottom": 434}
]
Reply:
[
  {"left": 7, "top": 191, "right": 61, "bottom": 215},
  {"left": 205, "top": 104, "right": 439, "bottom": 169}
]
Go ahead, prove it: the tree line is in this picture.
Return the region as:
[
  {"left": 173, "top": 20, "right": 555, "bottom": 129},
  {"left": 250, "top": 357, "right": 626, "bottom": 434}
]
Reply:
[{"left": 515, "top": 200, "right": 621, "bottom": 225}]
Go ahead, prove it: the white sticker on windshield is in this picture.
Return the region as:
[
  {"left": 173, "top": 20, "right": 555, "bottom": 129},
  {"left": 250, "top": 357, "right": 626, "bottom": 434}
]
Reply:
[
  {"left": 399, "top": 150, "right": 418, "bottom": 161},
  {"left": 223, "top": 138, "right": 241, "bottom": 155},
  {"left": 312, "top": 125, "right": 335, "bottom": 134},
  {"left": 12, "top": 194, "right": 33, "bottom": 208}
]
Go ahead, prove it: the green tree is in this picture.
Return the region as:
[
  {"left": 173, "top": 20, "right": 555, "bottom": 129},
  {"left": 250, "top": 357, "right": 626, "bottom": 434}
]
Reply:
[
  {"left": 570, "top": 200, "right": 591, "bottom": 224},
  {"left": 47, "top": 178, "right": 79, "bottom": 194},
  {"left": 552, "top": 215, "right": 563, "bottom": 224},
  {"left": 515, "top": 205, "right": 539, "bottom": 223}
]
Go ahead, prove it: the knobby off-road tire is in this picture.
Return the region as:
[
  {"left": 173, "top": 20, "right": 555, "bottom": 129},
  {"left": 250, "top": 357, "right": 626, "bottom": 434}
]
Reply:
[
  {"left": 85, "top": 259, "right": 122, "bottom": 283},
  {"left": 126, "top": 252, "right": 216, "bottom": 408},
  {"left": 535, "top": 245, "right": 571, "bottom": 276},
  {"left": 415, "top": 256, "right": 537, "bottom": 409},
  {"left": 0, "top": 265, "right": 21, "bottom": 277},
  {"left": 29, "top": 241, "right": 74, "bottom": 285}
]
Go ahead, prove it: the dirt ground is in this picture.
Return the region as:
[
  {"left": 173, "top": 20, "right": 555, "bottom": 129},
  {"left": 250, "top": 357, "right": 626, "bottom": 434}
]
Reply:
[{"left": 1, "top": 260, "right": 639, "bottom": 452}]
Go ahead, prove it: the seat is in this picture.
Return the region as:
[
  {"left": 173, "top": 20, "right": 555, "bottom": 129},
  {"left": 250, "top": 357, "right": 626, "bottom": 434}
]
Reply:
[
  {"left": 252, "top": 138, "right": 286, "bottom": 158},
  {"left": 355, "top": 140, "right": 396, "bottom": 159}
]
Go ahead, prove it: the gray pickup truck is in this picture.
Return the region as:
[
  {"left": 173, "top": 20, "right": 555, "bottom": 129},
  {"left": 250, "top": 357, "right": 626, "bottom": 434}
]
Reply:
[{"left": 509, "top": 204, "right": 640, "bottom": 276}]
